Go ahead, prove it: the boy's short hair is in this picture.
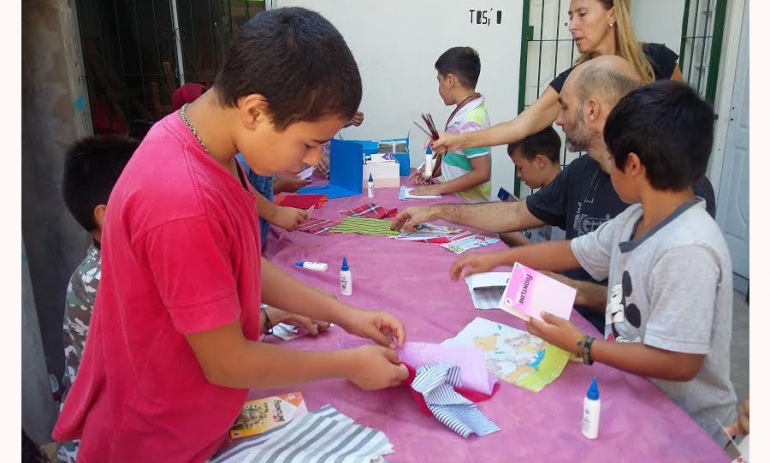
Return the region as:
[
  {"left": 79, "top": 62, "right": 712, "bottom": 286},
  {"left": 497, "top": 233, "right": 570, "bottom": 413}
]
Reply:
[
  {"left": 604, "top": 80, "right": 715, "bottom": 190},
  {"left": 506, "top": 126, "right": 562, "bottom": 164},
  {"left": 214, "top": 8, "right": 362, "bottom": 131},
  {"left": 63, "top": 135, "right": 139, "bottom": 231},
  {"left": 434, "top": 47, "right": 481, "bottom": 89}
]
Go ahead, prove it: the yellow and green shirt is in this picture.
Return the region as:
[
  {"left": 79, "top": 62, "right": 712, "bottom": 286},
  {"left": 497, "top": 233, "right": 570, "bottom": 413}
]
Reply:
[{"left": 441, "top": 96, "right": 492, "bottom": 203}]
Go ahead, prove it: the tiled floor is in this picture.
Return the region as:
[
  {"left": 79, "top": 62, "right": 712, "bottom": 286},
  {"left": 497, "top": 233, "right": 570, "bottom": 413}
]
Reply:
[{"left": 731, "top": 289, "right": 750, "bottom": 403}]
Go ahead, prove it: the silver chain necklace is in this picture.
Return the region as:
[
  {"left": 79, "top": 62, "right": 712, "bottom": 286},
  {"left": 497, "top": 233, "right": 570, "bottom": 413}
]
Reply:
[
  {"left": 179, "top": 103, "right": 209, "bottom": 153},
  {"left": 180, "top": 103, "right": 248, "bottom": 187}
]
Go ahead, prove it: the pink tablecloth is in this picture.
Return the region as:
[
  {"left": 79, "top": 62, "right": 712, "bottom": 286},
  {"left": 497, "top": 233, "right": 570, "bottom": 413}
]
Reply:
[{"left": 257, "top": 183, "right": 729, "bottom": 463}]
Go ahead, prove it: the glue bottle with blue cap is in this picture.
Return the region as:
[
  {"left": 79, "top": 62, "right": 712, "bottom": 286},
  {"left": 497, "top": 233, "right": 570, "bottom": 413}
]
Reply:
[
  {"left": 340, "top": 256, "right": 352, "bottom": 296},
  {"left": 582, "top": 377, "right": 601, "bottom": 439}
]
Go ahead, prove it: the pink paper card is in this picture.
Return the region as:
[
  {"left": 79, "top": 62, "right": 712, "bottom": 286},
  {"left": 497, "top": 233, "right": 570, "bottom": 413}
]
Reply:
[{"left": 498, "top": 262, "right": 576, "bottom": 322}]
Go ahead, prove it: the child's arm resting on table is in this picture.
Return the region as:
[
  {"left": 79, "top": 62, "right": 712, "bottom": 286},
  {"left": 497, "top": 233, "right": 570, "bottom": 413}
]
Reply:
[
  {"left": 186, "top": 322, "right": 408, "bottom": 390},
  {"left": 527, "top": 313, "right": 705, "bottom": 381},
  {"left": 260, "top": 258, "right": 405, "bottom": 349},
  {"left": 449, "top": 239, "right": 581, "bottom": 280}
]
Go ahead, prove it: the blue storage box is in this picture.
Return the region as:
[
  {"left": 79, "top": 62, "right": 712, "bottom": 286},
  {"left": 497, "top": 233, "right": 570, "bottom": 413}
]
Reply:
[{"left": 393, "top": 153, "right": 411, "bottom": 176}]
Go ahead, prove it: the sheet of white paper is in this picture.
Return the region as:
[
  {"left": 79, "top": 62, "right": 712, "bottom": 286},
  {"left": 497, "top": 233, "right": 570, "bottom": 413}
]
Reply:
[
  {"left": 399, "top": 185, "right": 441, "bottom": 200},
  {"left": 298, "top": 165, "right": 315, "bottom": 180},
  {"left": 464, "top": 272, "right": 510, "bottom": 310}
]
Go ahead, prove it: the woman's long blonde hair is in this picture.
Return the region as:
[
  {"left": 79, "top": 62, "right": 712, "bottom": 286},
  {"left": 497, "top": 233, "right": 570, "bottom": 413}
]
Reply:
[{"left": 574, "top": 0, "right": 656, "bottom": 84}]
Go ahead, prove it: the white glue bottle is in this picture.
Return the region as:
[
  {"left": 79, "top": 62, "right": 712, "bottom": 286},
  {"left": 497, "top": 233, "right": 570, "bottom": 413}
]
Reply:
[
  {"left": 367, "top": 173, "right": 374, "bottom": 198},
  {"left": 424, "top": 146, "right": 433, "bottom": 179},
  {"left": 582, "top": 376, "right": 601, "bottom": 439},
  {"left": 340, "top": 256, "right": 353, "bottom": 296}
]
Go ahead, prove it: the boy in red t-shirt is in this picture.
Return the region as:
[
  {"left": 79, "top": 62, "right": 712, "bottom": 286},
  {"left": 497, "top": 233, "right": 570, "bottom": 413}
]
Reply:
[{"left": 53, "top": 8, "right": 408, "bottom": 462}]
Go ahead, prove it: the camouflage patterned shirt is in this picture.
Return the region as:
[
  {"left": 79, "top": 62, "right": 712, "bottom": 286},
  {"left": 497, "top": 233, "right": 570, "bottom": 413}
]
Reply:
[{"left": 62, "top": 243, "right": 101, "bottom": 394}]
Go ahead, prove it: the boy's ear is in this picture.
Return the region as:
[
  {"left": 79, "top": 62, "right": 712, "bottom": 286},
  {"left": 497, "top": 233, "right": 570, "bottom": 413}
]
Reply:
[
  {"left": 236, "top": 94, "right": 271, "bottom": 130},
  {"left": 93, "top": 204, "right": 107, "bottom": 230},
  {"left": 445, "top": 73, "right": 456, "bottom": 88},
  {"left": 625, "top": 152, "right": 645, "bottom": 177},
  {"left": 534, "top": 154, "right": 547, "bottom": 169}
]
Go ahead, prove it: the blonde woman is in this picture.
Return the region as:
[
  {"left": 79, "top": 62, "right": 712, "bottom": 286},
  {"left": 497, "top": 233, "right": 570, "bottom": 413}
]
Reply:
[{"left": 431, "top": 0, "right": 683, "bottom": 155}]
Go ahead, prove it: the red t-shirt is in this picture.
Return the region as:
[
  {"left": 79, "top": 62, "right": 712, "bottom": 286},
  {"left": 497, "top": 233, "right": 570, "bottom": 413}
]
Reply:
[{"left": 53, "top": 113, "right": 263, "bottom": 462}]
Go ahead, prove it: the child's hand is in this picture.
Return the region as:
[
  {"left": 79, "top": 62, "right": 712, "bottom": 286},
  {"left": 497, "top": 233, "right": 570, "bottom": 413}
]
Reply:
[
  {"left": 270, "top": 206, "right": 308, "bottom": 231},
  {"left": 390, "top": 206, "right": 431, "bottom": 232},
  {"left": 409, "top": 185, "right": 441, "bottom": 196},
  {"left": 725, "top": 393, "right": 750, "bottom": 436},
  {"left": 263, "top": 306, "right": 330, "bottom": 337},
  {"left": 526, "top": 312, "right": 583, "bottom": 355},
  {"left": 430, "top": 131, "right": 457, "bottom": 156},
  {"left": 409, "top": 170, "right": 433, "bottom": 185},
  {"left": 449, "top": 252, "right": 501, "bottom": 281},
  {"left": 339, "top": 308, "right": 406, "bottom": 349},
  {"left": 345, "top": 345, "right": 409, "bottom": 390}
]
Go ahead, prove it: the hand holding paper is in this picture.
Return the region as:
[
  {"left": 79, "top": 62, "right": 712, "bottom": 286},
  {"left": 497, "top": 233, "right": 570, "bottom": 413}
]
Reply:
[{"left": 526, "top": 312, "right": 583, "bottom": 356}]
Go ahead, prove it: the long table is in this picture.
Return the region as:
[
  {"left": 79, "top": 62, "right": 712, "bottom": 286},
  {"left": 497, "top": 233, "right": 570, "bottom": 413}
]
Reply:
[{"left": 255, "top": 185, "right": 730, "bottom": 463}]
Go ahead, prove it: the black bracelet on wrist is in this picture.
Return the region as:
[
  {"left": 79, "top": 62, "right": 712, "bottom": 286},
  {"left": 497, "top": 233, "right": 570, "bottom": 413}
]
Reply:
[
  {"left": 582, "top": 335, "right": 595, "bottom": 365},
  {"left": 260, "top": 304, "right": 273, "bottom": 336}
]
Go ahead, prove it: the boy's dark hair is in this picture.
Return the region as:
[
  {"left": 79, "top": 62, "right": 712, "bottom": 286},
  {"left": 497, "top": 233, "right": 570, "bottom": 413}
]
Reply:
[
  {"left": 604, "top": 80, "right": 715, "bottom": 190},
  {"left": 214, "top": 8, "right": 362, "bottom": 131},
  {"left": 506, "top": 126, "right": 562, "bottom": 164},
  {"left": 434, "top": 47, "right": 481, "bottom": 89},
  {"left": 62, "top": 135, "right": 139, "bottom": 231}
]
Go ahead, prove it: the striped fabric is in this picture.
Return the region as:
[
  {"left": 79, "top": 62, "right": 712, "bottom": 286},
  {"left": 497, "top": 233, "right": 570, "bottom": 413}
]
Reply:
[
  {"left": 212, "top": 405, "right": 392, "bottom": 463},
  {"left": 329, "top": 217, "right": 400, "bottom": 236},
  {"left": 412, "top": 363, "right": 500, "bottom": 438},
  {"left": 340, "top": 203, "right": 398, "bottom": 219},
  {"left": 295, "top": 218, "right": 341, "bottom": 235}
]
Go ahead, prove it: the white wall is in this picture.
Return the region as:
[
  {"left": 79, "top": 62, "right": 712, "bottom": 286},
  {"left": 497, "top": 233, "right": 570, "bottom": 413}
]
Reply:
[
  {"left": 631, "top": 0, "right": 686, "bottom": 55},
  {"left": 275, "top": 0, "right": 523, "bottom": 197}
]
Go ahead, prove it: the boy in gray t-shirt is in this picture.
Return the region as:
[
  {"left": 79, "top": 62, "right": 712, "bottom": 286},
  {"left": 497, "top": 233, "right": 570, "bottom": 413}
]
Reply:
[{"left": 449, "top": 80, "right": 737, "bottom": 445}]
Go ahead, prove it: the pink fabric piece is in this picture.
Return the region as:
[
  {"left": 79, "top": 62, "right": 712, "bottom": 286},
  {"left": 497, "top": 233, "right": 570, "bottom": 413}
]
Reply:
[
  {"left": 399, "top": 342, "right": 498, "bottom": 396},
  {"left": 258, "top": 176, "right": 730, "bottom": 463}
]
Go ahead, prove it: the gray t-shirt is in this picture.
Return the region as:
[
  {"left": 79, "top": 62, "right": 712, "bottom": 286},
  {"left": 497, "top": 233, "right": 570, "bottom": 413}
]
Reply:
[{"left": 571, "top": 199, "right": 737, "bottom": 445}]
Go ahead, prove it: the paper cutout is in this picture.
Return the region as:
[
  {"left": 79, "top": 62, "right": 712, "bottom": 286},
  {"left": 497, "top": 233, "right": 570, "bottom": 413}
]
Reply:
[
  {"left": 439, "top": 231, "right": 500, "bottom": 254},
  {"left": 464, "top": 272, "right": 510, "bottom": 309},
  {"left": 274, "top": 194, "right": 327, "bottom": 209},
  {"left": 443, "top": 317, "right": 570, "bottom": 393}
]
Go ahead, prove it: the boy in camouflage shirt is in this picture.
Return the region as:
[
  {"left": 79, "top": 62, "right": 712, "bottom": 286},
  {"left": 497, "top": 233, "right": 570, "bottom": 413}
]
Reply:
[{"left": 59, "top": 135, "right": 138, "bottom": 462}]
